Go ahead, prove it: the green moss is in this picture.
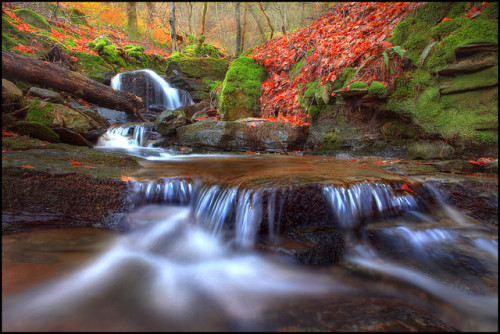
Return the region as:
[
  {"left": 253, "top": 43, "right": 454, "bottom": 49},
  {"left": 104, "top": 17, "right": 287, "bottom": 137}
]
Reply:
[
  {"left": 93, "top": 36, "right": 112, "bottom": 53},
  {"left": 99, "top": 44, "right": 126, "bottom": 67},
  {"left": 480, "top": 2, "right": 498, "bottom": 21},
  {"left": 88, "top": 41, "right": 95, "bottom": 49},
  {"left": 308, "top": 105, "right": 323, "bottom": 121},
  {"left": 25, "top": 99, "right": 55, "bottom": 126},
  {"left": 414, "top": 2, "right": 455, "bottom": 26},
  {"left": 368, "top": 81, "right": 387, "bottom": 98},
  {"left": 2, "top": 33, "right": 18, "bottom": 50},
  {"left": 440, "top": 65, "right": 498, "bottom": 94},
  {"left": 63, "top": 37, "right": 76, "bottom": 48},
  {"left": 304, "top": 81, "right": 318, "bottom": 98},
  {"left": 72, "top": 51, "right": 114, "bottom": 83},
  {"left": 289, "top": 57, "right": 305, "bottom": 81},
  {"left": 13, "top": 8, "right": 52, "bottom": 31},
  {"left": 426, "top": 18, "right": 498, "bottom": 71},
  {"left": 380, "top": 119, "right": 417, "bottom": 139},
  {"left": 14, "top": 121, "right": 60, "bottom": 143},
  {"left": 349, "top": 81, "right": 368, "bottom": 89},
  {"left": 219, "top": 56, "right": 266, "bottom": 120},
  {"left": 322, "top": 132, "right": 343, "bottom": 151},
  {"left": 69, "top": 7, "right": 88, "bottom": 26}
]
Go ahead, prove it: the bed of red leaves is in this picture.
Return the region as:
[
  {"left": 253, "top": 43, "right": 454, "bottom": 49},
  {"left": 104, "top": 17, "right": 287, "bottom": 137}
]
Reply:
[{"left": 251, "top": 2, "right": 424, "bottom": 123}]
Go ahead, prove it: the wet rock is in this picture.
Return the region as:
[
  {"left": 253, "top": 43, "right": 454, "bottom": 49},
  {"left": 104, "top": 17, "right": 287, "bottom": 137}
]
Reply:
[
  {"left": 2, "top": 78, "right": 23, "bottom": 105},
  {"left": 13, "top": 121, "right": 60, "bottom": 143},
  {"left": 179, "top": 100, "right": 211, "bottom": 119},
  {"left": 52, "top": 127, "right": 94, "bottom": 147},
  {"left": 433, "top": 159, "right": 479, "bottom": 174},
  {"left": 148, "top": 104, "right": 166, "bottom": 113},
  {"left": 437, "top": 56, "right": 496, "bottom": 76},
  {"left": 175, "top": 120, "right": 309, "bottom": 153},
  {"left": 154, "top": 109, "right": 186, "bottom": 136},
  {"left": 2, "top": 167, "right": 129, "bottom": 232},
  {"left": 482, "top": 159, "right": 498, "bottom": 174},
  {"left": 407, "top": 141, "right": 455, "bottom": 160},
  {"left": 27, "top": 87, "right": 63, "bottom": 103}
]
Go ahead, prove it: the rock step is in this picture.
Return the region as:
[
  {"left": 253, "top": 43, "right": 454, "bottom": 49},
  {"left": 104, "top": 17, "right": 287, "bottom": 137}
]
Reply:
[{"left": 437, "top": 56, "right": 497, "bottom": 76}]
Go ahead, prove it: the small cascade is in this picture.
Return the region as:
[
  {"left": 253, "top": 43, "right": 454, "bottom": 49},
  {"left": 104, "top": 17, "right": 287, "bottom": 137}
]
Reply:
[
  {"left": 127, "top": 178, "right": 435, "bottom": 250},
  {"left": 110, "top": 69, "right": 194, "bottom": 110},
  {"left": 97, "top": 122, "right": 155, "bottom": 148},
  {"left": 321, "top": 181, "right": 423, "bottom": 228}
]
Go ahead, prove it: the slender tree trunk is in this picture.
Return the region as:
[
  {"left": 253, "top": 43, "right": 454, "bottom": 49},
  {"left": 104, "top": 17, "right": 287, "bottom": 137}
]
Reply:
[
  {"left": 235, "top": 2, "right": 241, "bottom": 56},
  {"left": 241, "top": 2, "right": 248, "bottom": 51},
  {"left": 258, "top": 2, "right": 274, "bottom": 40},
  {"left": 187, "top": 2, "right": 193, "bottom": 35},
  {"left": 196, "top": 2, "right": 208, "bottom": 57},
  {"left": 2, "top": 51, "right": 144, "bottom": 114},
  {"left": 249, "top": 4, "right": 266, "bottom": 44},
  {"left": 169, "top": 2, "right": 176, "bottom": 52},
  {"left": 51, "top": 2, "right": 59, "bottom": 20},
  {"left": 127, "top": 2, "right": 139, "bottom": 39}
]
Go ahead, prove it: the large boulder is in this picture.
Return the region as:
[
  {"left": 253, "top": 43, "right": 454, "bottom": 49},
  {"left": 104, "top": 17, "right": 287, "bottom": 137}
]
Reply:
[
  {"left": 407, "top": 141, "right": 455, "bottom": 160},
  {"left": 24, "top": 99, "right": 110, "bottom": 140},
  {"left": 175, "top": 119, "right": 308, "bottom": 153},
  {"left": 2, "top": 79, "right": 23, "bottom": 107},
  {"left": 218, "top": 56, "right": 267, "bottom": 121},
  {"left": 165, "top": 58, "right": 229, "bottom": 101}
]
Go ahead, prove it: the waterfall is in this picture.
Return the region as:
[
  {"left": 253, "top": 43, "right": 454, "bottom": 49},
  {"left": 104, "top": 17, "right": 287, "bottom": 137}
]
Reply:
[
  {"left": 110, "top": 69, "right": 194, "bottom": 111},
  {"left": 97, "top": 122, "right": 154, "bottom": 148}
]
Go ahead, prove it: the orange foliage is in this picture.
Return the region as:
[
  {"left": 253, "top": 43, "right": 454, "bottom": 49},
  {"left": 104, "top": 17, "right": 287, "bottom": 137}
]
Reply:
[{"left": 251, "top": 2, "right": 423, "bottom": 123}]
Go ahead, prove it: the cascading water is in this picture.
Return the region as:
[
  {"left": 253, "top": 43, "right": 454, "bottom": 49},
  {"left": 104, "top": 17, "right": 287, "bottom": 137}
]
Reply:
[{"left": 110, "top": 69, "right": 194, "bottom": 111}]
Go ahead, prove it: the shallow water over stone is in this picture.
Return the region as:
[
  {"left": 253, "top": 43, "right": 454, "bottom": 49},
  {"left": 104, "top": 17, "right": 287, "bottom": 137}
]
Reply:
[{"left": 2, "top": 151, "right": 497, "bottom": 331}]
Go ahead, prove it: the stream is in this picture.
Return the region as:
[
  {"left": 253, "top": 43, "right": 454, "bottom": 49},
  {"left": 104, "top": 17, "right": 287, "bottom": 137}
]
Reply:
[{"left": 2, "top": 71, "right": 497, "bottom": 331}]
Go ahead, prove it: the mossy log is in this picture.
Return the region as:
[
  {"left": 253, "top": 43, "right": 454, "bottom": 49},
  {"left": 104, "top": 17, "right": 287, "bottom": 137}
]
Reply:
[{"left": 2, "top": 50, "right": 144, "bottom": 114}]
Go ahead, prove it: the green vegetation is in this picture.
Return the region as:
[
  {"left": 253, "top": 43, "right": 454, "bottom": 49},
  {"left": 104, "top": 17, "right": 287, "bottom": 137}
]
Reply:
[
  {"left": 322, "top": 132, "right": 343, "bottom": 150},
  {"left": 25, "top": 99, "right": 55, "bottom": 126},
  {"left": 349, "top": 81, "right": 368, "bottom": 89},
  {"left": 219, "top": 56, "right": 266, "bottom": 120},
  {"left": 368, "top": 81, "right": 387, "bottom": 98},
  {"left": 14, "top": 121, "right": 60, "bottom": 143},
  {"left": 73, "top": 51, "right": 114, "bottom": 82},
  {"left": 13, "top": 8, "right": 52, "bottom": 31}
]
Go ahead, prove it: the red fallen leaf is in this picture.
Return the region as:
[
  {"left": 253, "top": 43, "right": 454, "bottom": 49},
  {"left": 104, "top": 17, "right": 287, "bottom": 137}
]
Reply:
[
  {"left": 121, "top": 175, "right": 133, "bottom": 181},
  {"left": 2, "top": 157, "right": 8, "bottom": 159},
  {"left": 477, "top": 157, "right": 495, "bottom": 164},
  {"left": 84, "top": 165, "right": 97, "bottom": 169},
  {"left": 70, "top": 56, "right": 78, "bottom": 62},
  {"left": 331, "top": 92, "right": 336, "bottom": 96},
  {"left": 248, "top": 122, "right": 256, "bottom": 127},
  {"left": 441, "top": 17, "right": 452, "bottom": 22},
  {"left": 68, "top": 160, "right": 83, "bottom": 166},
  {"left": 468, "top": 160, "right": 481, "bottom": 165},
  {"left": 401, "top": 182, "right": 415, "bottom": 193},
  {"left": 410, "top": 162, "right": 422, "bottom": 165},
  {"left": 373, "top": 161, "right": 384, "bottom": 164},
  {"left": 246, "top": 151, "right": 259, "bottom": 155},
  {"left": 21, "top": 165, "right": 36, "bottom": 169}
]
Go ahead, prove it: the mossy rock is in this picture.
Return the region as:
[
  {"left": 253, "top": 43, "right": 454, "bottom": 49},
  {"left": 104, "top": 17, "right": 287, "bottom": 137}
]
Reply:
[
  {"left": 167, "top": 58, "right": 230, "bottom": 79},
  {"left": 13, "top": 8, "right": 52, "bottom": 32},
  {"left": 380, "top": 119, "right": 417, "bottom": 139},
  {"left": 25, "top": 99, "right": 56, "bottom": 126},
  {"left": 368, "top": 81, "right": 388, "bottom": 98},
  {"left": 439, "top": 65, "right": 498, "bottom": 95},
  {"left": 63, "top": 37, "right": 76, "bottom": 48},
  {"left": 219, "top": 56, "right": 266, "bottom": 121},
  {"left": 13, "top": 121, "right": 60, "bottom": 143},
  {"left": 2, "top": 17, "right": 31, "bottom": 45},
  {"left": 321, "top": 132, "right": 343, "bottom": 151},
  {"left": 308, "top": 105, "right": 323, "bottom": 121},
  {"left": 407, "top": 140, "right": 455, "bottom": 160},
  {"left": 93, "top": 36, "right": 112, "bottom": 53},
  {"left": 2, "top": 33, "right": 18, "bottom": 50},
  {"left": 72, "top": 51, "right": 114, "bottom": 83},
  {"left": 99, "top": 44, "right": 126, "bottom": 67}
]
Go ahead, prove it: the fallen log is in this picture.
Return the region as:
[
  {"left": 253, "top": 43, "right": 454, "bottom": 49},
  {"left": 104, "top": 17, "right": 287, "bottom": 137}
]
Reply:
[{"left": 2, "top": 50, "right": 144, "bottom": 114}]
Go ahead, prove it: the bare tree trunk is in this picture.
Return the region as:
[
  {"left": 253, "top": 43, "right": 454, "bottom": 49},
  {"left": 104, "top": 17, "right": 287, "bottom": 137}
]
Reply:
[
  {"left": 241, "top": 2, "right": 248, "bottom": 51},
  {"left": 127, "top": 2, "right": 139, "bottom": 39},
  {"left": 2, "top": 51, "right": 144, "bottom": 114},
  {"left": 235, "top": 2, "right": 241, "bottom": 56},
  {"left": 196, "top": 2, "right": 208, "bottom": 57},
  {"left": 169, "top": 2, "right": 176, "bottom": 52},
  {"left": 300, "top": 2, "right": 304, "bottom": 27},
  {"left": 51, "top": 2, "right": 59, "bottom": 20},
  {"left": 187, "top": 2, "right": 193, "bottom": 35},
  {"left": 258, "top": 2, "right": 274, "bottom": 40},
  {"left": 249, "top": 4, "right": 266, "bottom": 44}
]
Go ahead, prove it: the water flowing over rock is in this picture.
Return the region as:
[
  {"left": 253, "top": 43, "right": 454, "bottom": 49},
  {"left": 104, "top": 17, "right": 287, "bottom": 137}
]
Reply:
[{"left": 111, "top": 69, "right": 194, "bottom": 110}]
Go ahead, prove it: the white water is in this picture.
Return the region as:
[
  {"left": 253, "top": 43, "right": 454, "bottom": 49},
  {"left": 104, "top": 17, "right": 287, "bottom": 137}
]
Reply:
[{"left": 111, "top": 69, "right": 194, "bottom": 111}]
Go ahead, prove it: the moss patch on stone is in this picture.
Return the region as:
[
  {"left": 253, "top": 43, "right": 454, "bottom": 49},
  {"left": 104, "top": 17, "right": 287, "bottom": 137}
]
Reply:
[
  {"left": 321, "top": 132, "right": 343, "bottom": 151},
  {"left": 14, "top": 121, "right": 60, "bottom": 143},
  {"left": 13, "top": 8, "right": 52, "bottom": 31},
  {"left": 25, "top": 99, "right": 56, "bottom": 126},
  {"left": 368, "top": 81, "right": 387, "bottom": 98},
  {"left": 219, "top": 56, "right": 266, "bottom": 121}
]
